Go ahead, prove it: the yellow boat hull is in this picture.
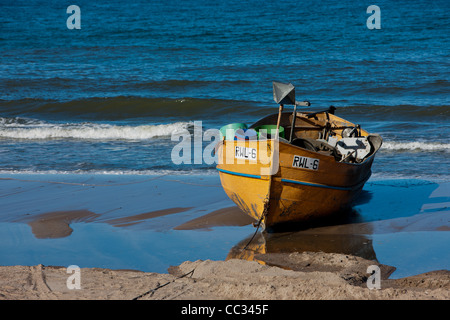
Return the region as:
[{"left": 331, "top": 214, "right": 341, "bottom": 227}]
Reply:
[{"left": 216, "top": 112, "right": 381, "bottom": 231}]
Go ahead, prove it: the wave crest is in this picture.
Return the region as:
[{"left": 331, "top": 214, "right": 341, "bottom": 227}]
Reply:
[
  {"left": 381, "top": 141, "right": 450, "bottom": 152},
  {"left": 0, "top": 119, "right": 192, "bottom": 140}
]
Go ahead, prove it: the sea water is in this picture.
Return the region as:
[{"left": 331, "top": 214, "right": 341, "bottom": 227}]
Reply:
[
  {"left": 1, "top": 0, "right": 448, "bottom": 180},
  {"left": 0, "top": 0, "right": 449, "bottom": 277}
]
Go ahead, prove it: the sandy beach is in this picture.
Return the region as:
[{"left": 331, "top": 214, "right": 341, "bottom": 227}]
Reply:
[
  {"left": 0, "top": 253, "right": 448, "bottom": 300},
  {"left": 0, "top": 174, "right": 448, "bottom": 301}
]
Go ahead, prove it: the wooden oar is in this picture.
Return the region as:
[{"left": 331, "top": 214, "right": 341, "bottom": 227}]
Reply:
[{"left": 275, "top": 104, "right": 284, "bottom": 140}]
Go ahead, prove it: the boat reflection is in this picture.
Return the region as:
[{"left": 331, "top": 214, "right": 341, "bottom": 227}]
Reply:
[{"left": 227, "top": 222, "right": 377, "bottom": 264}]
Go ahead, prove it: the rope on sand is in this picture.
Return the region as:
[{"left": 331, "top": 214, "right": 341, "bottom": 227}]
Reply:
[{"left": 132, "top": 268, "right": 196, "bottom": 300}]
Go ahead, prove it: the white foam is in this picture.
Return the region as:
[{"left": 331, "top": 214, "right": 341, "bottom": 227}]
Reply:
[
  {"left": 370, "top": 172, "right": 450, "bottom": 183},
  {"left": 0, "top": 121, "right": 192, "bottom": 140},
  {"left": 381, "top": 141, "right": 450, "bottom": 152},
  {"left": 0, "top": 168, "right": 218, "bottom": 176}
]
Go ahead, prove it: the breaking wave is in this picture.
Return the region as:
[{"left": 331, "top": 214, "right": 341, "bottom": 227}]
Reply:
[
  {"left": 381, "top": 141, "right": 450, "bottom": 152},
  {"left": 0, "top": 118, "right": 192, "bottom": 140},
  {"left": 0, "top": 168, "right": 218, "bottom": 176}
]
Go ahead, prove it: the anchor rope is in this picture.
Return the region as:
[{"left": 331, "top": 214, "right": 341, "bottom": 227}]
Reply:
[{"left": 242, "top": 196, "right": 269, "bottom": 251}]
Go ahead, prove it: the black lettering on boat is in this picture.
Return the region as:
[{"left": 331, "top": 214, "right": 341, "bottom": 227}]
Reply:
[
  {"left": 303, "top": 157, "right": 309, "bottom": 168},
  {"left": 292, "top": 155, "right": 320, "bottom": 171},
  {"left": 235, "top": 146, "right": 257, "bottom": 161},
  {"left": 312, "top": 159, "right": 319, "bottom": 170},
  {"left": 292, "top": 155, "right": 300, "bottom": 167}
]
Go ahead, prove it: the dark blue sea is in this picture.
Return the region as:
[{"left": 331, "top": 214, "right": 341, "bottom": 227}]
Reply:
[{"left": 1, "top": 0, "right": 449, "bottom": 181}]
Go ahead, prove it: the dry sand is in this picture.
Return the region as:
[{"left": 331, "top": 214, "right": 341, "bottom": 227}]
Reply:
[{"left": 0, "top": 252, "right": 448, "bottom": 300}]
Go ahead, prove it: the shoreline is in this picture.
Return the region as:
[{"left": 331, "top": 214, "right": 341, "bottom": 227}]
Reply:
[{"left": 0, "top": 173, "right": 448, "bottom": 300}]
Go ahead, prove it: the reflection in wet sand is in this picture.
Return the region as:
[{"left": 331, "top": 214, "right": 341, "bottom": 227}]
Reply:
[
  {"left": 227, "top": 206, "right": 449, "bottom": 270},
  {"left": 20, "top": 205, "right": 255, "bottom": 239},
  {"left": 174, "top": 206, "right": 255, "bottom": 230},
  {"left": 107, "top": 207, "right": 193, "bottom": 227},
  {"left": 21, "top": 207, "right": 194, "bottom": 239},
  {"left": 3, "top": 175, "right": 447, "bottom": 278},
  {"left": 22, "top": 210, "right": 100, "bottom": 239},
  {"left": 227, "top": 230, "right": 377, "bottom": 265}
]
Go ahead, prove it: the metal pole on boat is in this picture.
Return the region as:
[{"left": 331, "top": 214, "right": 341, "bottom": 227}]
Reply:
[
  {"left": 289, "top": 103, "right": 297, "bottom": 143},
  {"left": 290, "top": 101, "right": 311, "bottom": 142}
]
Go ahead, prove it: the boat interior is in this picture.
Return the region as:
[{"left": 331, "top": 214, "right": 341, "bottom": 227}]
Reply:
[{"left": 249, "top": 107, "right": 383, "bottom": 164}]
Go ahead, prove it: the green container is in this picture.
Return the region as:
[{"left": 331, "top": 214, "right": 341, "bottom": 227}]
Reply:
[
  {"left": 220, "top": 123, "right": 248, "bottom": 140},
  {"left": 254, "top": 125, "right": 285, "bottom": 139}
]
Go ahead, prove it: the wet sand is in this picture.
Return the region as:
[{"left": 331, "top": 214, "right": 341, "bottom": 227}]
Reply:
[
  {"left": 174, "top": 206, "right": 255, "bottom": 230},
  {"left": 22, "top": 210, "right": 100, "bottom": 239},
  {"left": 0, "top": 174, "right": 448, "bottom": 300}
]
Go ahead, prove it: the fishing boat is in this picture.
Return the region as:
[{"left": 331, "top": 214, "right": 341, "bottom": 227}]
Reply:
[{"left": 216, "top": 82, "right": 382, "bottom": 231}]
